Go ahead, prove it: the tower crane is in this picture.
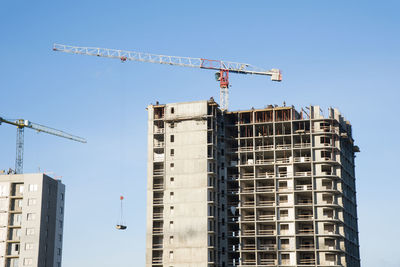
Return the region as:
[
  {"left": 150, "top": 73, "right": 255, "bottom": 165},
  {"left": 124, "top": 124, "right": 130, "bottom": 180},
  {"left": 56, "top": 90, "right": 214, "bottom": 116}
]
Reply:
[
  {"left": 0, "top": 117, "right": 86, "bottom": 174},
  {"left": 52, "top": 44, "right": 282, "bottom": 110}
]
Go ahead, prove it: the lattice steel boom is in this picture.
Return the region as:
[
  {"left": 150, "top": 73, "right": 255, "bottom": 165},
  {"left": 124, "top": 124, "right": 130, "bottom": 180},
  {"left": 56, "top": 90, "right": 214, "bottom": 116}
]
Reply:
[
  {"left": 0, "top": 117, "right": 86, "bottom": 173},
  {"left": 53, "top": 43, "right": 282, "bottom": 110}
]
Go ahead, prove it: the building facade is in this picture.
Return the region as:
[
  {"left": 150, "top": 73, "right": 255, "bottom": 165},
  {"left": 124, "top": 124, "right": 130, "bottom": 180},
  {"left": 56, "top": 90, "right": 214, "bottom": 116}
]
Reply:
[
  {"left": 0, "top": 173, "right": 65, "bottom": 267},
  {"left": 146, "top": 100, "right": 360, "bottom": 267}
]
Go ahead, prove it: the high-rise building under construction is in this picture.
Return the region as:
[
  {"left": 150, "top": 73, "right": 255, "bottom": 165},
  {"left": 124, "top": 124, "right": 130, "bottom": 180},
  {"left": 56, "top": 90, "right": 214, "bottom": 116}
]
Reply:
[{"left": 146, "top": 99, "right": 360, "bottom": 267}]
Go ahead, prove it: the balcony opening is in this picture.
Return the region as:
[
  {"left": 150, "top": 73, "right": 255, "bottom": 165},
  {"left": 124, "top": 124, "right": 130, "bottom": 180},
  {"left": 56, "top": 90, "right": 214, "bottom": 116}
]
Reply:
[
  {"left": 324, "top": 223, "right": 335, "bottom": 234},
  {"left": 323, "top": 208, "right": 334, "bottom": 219},
  {"left": 321, "top": 150, "right": 332, "bottom": 160},
  {"left": 154, "top": 107, "right": 164, "bottom": 120},
  {"left": 322, "top": 194, "right": 334, "bottom": 204},
  {"left": 322, "top": 179, "right": 333, "bottom": 189},
  {"left": 320, "top": 136, "right": 331, "bottom": 146},
  {"left": 239, "top": 112, "right": 252, "bottom": 124}
]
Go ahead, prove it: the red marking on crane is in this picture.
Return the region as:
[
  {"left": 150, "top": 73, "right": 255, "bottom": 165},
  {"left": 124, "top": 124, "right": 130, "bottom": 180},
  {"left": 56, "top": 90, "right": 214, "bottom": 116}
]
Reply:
[
  {"left": 219, "top": 70, "right": 229, "bottom": 88},
  {"left": 120, "top": 196, "right": 124, "bottom": 200},
  {"left": 120, "top": 56, "right": 127, "bottom": 62}
]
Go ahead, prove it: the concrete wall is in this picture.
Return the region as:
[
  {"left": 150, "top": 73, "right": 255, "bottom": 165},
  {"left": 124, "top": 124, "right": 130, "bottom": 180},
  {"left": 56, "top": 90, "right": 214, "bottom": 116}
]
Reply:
[{"left": 163, "top": 102, "right": 209, "bottom": 267}]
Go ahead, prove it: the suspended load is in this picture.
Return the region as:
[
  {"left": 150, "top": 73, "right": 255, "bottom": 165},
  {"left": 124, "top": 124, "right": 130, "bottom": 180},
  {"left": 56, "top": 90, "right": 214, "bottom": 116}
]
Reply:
[{"left": 116, "top": 195, "right": 127, "bottom": 230}]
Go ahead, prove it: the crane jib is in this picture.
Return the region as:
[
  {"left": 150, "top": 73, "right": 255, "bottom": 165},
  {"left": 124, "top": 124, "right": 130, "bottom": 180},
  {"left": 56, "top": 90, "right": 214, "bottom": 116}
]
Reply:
[{"left": 53, "top": 43, "right": 282, "bottom": 110}]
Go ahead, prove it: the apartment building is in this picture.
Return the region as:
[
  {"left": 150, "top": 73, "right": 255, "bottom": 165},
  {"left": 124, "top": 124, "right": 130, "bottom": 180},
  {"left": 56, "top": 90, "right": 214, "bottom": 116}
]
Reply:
[
  {"left": 0, "top": 173, "right": 65, "bottom": 267},
  {"left": 146, "top": 99, "right": 360, "bottom": 267}
]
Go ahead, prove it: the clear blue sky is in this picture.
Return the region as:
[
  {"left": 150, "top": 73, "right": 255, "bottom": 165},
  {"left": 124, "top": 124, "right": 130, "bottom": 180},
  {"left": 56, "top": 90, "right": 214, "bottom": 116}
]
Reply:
[{"left": 1, "top": 1, "right": 399, "bottom": 266}]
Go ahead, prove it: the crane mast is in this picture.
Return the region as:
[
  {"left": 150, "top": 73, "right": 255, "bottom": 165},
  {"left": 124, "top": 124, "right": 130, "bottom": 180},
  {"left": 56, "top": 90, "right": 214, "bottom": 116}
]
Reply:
[
  {"left": 53, "top": 44, "right": 282, "bottom": 110},
  {"left": 0, "top": 117, "right": 86, "bottom": 174}
]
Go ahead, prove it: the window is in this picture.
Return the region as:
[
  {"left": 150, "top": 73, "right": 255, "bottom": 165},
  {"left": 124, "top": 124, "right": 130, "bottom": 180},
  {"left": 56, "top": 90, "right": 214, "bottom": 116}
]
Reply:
[
  {"left": 170, "top": 135, "right": 174, "bottom": 142},
  {"left": 170, "top": 149, "right": 174, "bottom": 156},
  {"left": 279, "top": 181, "right": 287, "bottom": 189},
  {"left": 169, "top": 221, "right": 174, "bottom": 230},
  {"left": 323, "top": 209, "right": 333, "bottom": 218},
  {"left": 170, "top": 107, "right": 175, "bottom": 114},
  {"left": 208, "top": 250, "right": 214, "bottom": 262},
  {"left": 281, "top": 239, "right": 289, "bottom": 247},
  {"left": 169, "top": 251, "right": 174, "bottom": 260},
  {"left": 170, "top": 206, "right": 174, "bottom": 215},
  {"left": 279, "top": 195, "right": 288, "bottom": 204},
  {"left": 326, "top": 253, "right": 335, "bottom": 261},
  {"left": 169, "top": 236, "right": 174, "bottom": 244},
  {"left": 15, "top": 229, "right": 21, "bottom": 238},
  {"left": 281, "top": 253, "right": 290, "bottom": 260},
  {"left": 208, "top": 235, "right": 214, "bottom": 246},
  {"left": 25, "top": 243, "right": 34, "bottom": 250},
  {"left": 26, "top": 228, "right": 35, "bottom": 235},
  {"left": 0, "top": 185, "right": 7, "bottom": 196},
  {"left": 24, "top": 258, "right": 33, "bottom": 266},
  {"left": 27, "top": 213, "right": 35, "bottom": 221},
  {"left": 28, "top": 184, "right": 38, "bottom": 192},
  {"left": 13, "top": 214, "right": 22, "bottom": 223},
  {"left": 280, "top": 209, "right": 288, "bottom": 218},
  {"left": 28, "top": 198, "right": 36, "bottom": 206},
  {"left": 280, "top": 224, "right": 289, "bottom": 233},
  {"left": 208, "top": 205, "right": 213, "bottom": 216},
  {"left": 170, "top": 177, "right": 174, "bottom": 184},
  {"left": 170, "top": 163, "right": 174, "bottom": 170},
  {"left": 170, "top": 192, "right": 174, "bottom": 200},
  {"left": 208, "top": 220, "right": 214, "bottom": 231}
]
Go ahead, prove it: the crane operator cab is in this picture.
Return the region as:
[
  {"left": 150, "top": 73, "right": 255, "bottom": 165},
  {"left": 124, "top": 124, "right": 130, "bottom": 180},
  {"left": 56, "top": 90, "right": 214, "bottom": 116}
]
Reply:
[{"left": 116, "top": 196, "right": 127, "bottom": 230}]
